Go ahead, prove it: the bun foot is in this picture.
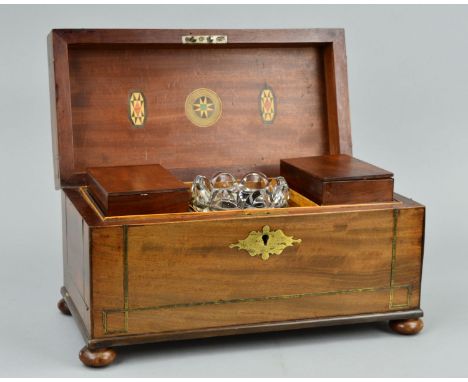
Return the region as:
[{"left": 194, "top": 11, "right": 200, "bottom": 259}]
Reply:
[
  {"left": 57, "top": 298, "right": 71, "bottom": 316},
  {"left": 389, "top": 318, "right": 424, "bottom": 335},
  {"left": 79, "top": 346, "right": 117, "bottom": 367}
]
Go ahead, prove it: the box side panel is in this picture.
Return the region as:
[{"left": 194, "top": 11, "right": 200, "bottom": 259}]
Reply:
[
  {"left": 89, "top": 206, "right": 423, "bottom": 339},
  {"left": 63, "top": 194, "right": 91, "bottom": 335},
  {"left": 391, "top": 207, "right": 425, "bottom": 309},
  {"left": 90, "top": 226, "right": 125, "bottom": 337}
]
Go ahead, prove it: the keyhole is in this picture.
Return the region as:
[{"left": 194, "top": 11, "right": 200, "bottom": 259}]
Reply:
[{"left": 262, "top": 234, "right": 269, "bottom": 246}]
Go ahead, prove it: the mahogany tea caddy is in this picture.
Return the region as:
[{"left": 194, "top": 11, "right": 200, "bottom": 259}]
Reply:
[{"left": 49, "top": 28, "right": 425, "bottom": 367}]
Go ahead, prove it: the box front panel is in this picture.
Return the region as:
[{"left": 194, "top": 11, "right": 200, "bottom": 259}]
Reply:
[{"left": 91, "top": 207, "right": 423, "bottom": 338}]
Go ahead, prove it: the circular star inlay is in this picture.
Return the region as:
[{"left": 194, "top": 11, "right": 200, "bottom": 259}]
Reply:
[{"left": 185, "top": 88, "right": 222, "bottom": 127}]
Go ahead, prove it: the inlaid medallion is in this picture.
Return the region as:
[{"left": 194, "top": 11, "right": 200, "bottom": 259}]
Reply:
[
  {"left": 185, "top": 88, "right": 222, "bottom": 127},
  {"left": 128, "top": 91, "right": 146, "bottom": 127},
  {"left": 259, "top": 85, "right": 276, "bottom": 124}
]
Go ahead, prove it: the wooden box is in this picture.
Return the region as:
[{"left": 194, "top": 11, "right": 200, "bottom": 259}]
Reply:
[
  {"left": 87, "top": 164, "right": 190, "bottom": 216},
  {"left": 49, "top": 29, "right": 425, "bottom": 367},
  {"left": 280, "top": 154, "right": 394, "bottom": 205}
]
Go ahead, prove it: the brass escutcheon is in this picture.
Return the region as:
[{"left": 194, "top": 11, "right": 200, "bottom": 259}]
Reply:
[{"left": 229, "top": 225, "right": 301, "bottom": 261}]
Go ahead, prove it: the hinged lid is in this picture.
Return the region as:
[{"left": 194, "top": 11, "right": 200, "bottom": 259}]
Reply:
[{"left": 48, "top": 29, "right": 352, "bottom": 189}]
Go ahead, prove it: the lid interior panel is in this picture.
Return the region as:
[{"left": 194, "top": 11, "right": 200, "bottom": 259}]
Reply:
[
  {"left": 68, "top": 44, "right": 328, "bottom": 181},
  {"left": 50, "top": 30, "right": 352, "bottom": 187}
]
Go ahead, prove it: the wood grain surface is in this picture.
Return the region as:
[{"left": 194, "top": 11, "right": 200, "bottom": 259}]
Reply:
[
  {"left": 281, "top": 155, "right": 394, "bottom": 205},
  {"left": 87, "top": 164, "right": 190, "bottom": 215},
  {"left": 49, "top": 29, "right": 351, "bottom": 188},
  {"left": 62, "top": 197, "right": 91, "bottom": 336},
  {"left": 51, "top": 30, "right": 425, "bottom": 351},
  {"left": 88, "top": 204, "right": 424, "bottom": 338},
  {"left": 281, "top": 155, "right": 393, "bottom": 181}
]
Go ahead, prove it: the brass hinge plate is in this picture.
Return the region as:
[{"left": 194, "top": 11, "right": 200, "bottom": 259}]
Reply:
[{"left": 182, "top": 35, "right": 227, "bottom": 44}]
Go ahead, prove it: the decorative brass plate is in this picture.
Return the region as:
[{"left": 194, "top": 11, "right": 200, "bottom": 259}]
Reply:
[
  {"left": 229, "top": 225, "right": 301, "bottom": 260},
  {"left": 182, "top": 35, "right": 227, "bottom": 44},
  {"left": 185, "top": 88, "right": 222, "bottom": 127}
]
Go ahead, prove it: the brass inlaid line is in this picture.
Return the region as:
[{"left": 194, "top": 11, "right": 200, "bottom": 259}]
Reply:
[
  {"left": 406, "top": 284, "right": 413, "bottom": 307},
  {"left": 123, "top": 225, "right": 129, "bottom": 332},
  {"left": 389, "top": 208, "right": 410, "bottom": 309},
  {"left": 390, "top": 208, "right": 399, "bottom": 290},
  {"left": 390, "top": 285, "right": 412, "bottom": 309},
  {"left": 79, "top": 187, "right": 106, "bottom": 220},
  {"left": 389, "top": 208, "right": 399, "bottom": 309},
  {"left": 103, "top": 286, "right": 401, "bottom": 315},
  {"left": 102, "top": 311, "right": 107, "bottom": 334},
  {"left": 99, "top": 201, "right": 412, "bottom": 333},
  {"left": 104, "top": 329, "right": 128, "bottom": 335},
  {"left": 102, "top": 310, "right": 128, "bottom": 335}
]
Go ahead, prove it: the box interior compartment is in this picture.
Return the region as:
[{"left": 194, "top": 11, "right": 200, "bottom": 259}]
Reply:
[{"left": 80, "top": 183, "right": 321, "bottom": 220}]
